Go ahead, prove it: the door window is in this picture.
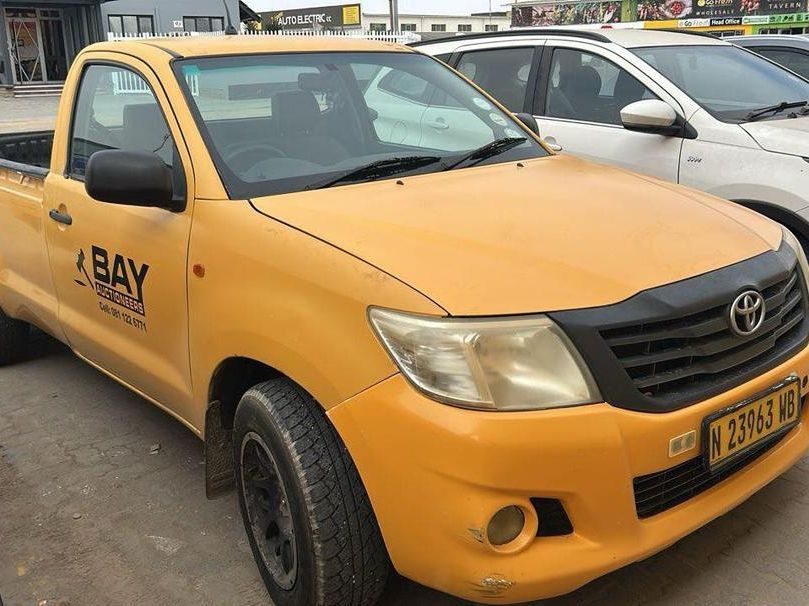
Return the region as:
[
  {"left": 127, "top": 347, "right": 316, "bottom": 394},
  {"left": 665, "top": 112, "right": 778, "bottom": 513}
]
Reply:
[
  {"left": 363, "top": 64, "right": 494, "bottom": 150},
  {"left": 377, "top": 68, "right": 431, "bottom": 103},
  {"left": 456, "top": 47, "right": 534, "bottom": 112},
  {"left": 544, "top": 48, "right": 656, "bottom": 125},
  {"left": 756, "top": 48, "right": 809, "bottom": 80},
  {"left": 69, "top": 64, "right": 175, "bottom": 178}
]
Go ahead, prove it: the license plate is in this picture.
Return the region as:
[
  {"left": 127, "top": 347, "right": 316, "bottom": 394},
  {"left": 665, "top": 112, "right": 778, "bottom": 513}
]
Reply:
[{"left": 705, "top": 378, "right": 801, "bottom": 470}]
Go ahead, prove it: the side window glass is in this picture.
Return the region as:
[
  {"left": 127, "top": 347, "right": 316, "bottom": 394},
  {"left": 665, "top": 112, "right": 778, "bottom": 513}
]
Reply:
[
  {"left": 544, "top": 48, "right": 657, "bottom": 125},
  {"left": 455, "top": 47, "right": 534, "bottom": 112},
  {"left": 70, "top": 64, "right": 175, "bottom": 178},
  {"left": 758, "top": 48, "right": 809, "bottom": 80},
  {"left": 377, "top": 68, "right": 430, "bottom": 103},
  {"left": 362, "top": 64, "right": 494, "bottom": 151}
]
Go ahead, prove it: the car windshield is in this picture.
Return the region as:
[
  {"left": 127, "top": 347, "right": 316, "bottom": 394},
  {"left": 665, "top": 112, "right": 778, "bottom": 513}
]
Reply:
[
  {"left": 632, "top": 44, "right": 809, "bottom": 123},
  {"left": 175, "top": 51, "right": 546, "bottom": 198}
]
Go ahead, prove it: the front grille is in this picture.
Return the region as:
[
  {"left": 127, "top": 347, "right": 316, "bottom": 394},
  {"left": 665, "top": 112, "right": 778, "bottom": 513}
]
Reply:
[
  {"left": 603, "top": 268, "right": 804, "bottom": 400},
  {"left": 550, "top": 243, "right": 809, "bottom": 412},
  {"left": 633, "top": 431, "right": 786, "bottom": 518}
]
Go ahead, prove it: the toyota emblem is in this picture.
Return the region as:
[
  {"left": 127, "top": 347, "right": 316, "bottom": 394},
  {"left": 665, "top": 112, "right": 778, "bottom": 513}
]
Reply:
[{"left": 729, "top": 290, "right": 766, "bottom": 337}]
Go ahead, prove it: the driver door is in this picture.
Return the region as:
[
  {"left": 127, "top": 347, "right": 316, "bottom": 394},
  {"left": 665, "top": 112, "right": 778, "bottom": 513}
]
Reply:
[
  {"left": 43, "top": 56, "right": 196, "bottom": 422},
  {"left": 534, "top": 43, "right": 683, "bottom": 182}
]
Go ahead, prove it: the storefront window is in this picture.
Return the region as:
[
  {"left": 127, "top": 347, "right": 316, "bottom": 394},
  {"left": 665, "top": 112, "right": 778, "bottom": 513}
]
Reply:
[
  {"left": 183, "top": 16, "right": 226, "bottom": 32},
  {"left": 108, "top": 15, "right": 154, "bottom": 36}
]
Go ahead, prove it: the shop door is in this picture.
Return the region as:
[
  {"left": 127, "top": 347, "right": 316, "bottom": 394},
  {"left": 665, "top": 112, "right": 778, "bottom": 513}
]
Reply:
[
  {"left": 40, "top": 13, "right": 68, "bottom": 81},
  {"left": 6, "top": 16, "right": 46, "bottom": 83}
]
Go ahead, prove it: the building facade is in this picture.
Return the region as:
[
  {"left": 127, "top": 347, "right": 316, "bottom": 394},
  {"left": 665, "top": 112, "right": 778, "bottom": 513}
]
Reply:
[
  {"left": 258, "top": 3, "right": 511, "bottom": 35},
  {"left": 512, "top": 0, "right": 809, "bottom": 36},
  {"left": 101, "top": 0, "right": 240, "bottom": 38},
  {"left": 0, "top": 0, "right": 105, "bottom": 85},
  {"left": 363, "top": 11, "right": 511, "bottom": 34},
  {"left": 0, "top": 0, "right": 254, "bottom": 87}
]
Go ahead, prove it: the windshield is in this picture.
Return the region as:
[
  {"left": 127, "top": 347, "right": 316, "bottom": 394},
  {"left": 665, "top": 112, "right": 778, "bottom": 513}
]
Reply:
[
  {"left": 175, "top": 52, "right": 546, "bottom": 198},
  {"left": 632, "top": 45, "right": 809, "bottom": 123}
]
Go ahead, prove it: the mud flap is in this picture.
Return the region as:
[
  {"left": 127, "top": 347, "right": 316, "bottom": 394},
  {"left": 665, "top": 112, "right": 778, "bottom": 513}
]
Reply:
[{"left": 205, "top": 400, "right": 235, "bottom": 499}]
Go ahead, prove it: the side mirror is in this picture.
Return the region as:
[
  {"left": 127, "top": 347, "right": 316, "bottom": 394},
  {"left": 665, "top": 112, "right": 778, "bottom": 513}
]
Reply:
[
  {"left": 85, "top": 150, "right": 177, "bottom": 210},
  {"left": 513, "top": 112, "right": 540, "bottom": 137},
  {"left": 620, "top": 100, "right": 679, "bottom": 135}
]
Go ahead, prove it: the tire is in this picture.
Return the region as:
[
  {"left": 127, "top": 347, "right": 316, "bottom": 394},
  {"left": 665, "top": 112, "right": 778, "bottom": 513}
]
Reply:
[
  {"left": 233, "top": 378, "right": 389, "bottom": 606},
  {"left": 0, "top": 307, "right": 28, "bottom": 366}
]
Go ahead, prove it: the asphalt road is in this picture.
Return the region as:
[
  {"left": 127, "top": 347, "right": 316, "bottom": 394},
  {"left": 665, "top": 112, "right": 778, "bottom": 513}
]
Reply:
[{"left": 3, "top": 336, "right": 809, "bottom": 606}]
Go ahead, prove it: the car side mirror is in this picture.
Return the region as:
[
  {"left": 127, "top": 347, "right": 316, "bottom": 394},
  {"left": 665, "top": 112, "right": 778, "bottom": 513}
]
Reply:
[
  {"left": 620, "top": 100, "right": 679, "bottom": 136},
  {"left": 85, "top": 150, "right": 179, "bottom": 210},
  {"left": 513, "top": 112, "right": 540, "bottom": 137}
]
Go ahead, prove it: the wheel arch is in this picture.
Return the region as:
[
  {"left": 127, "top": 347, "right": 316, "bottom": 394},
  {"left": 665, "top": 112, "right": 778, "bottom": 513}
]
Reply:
[
  {"left": 208, "top": 356, "right": 285, "bottom": 432},
  {"left": 204, "top": 356, "right": 285, "bottom": 499}
]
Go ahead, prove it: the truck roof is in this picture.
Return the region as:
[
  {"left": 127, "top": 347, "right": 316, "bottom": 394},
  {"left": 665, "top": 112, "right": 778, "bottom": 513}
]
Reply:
[{"left": 89, "top": 35, "right": 414, "bottom": 59}]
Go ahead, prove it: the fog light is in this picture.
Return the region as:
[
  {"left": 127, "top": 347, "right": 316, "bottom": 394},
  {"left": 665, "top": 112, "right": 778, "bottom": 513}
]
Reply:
[{"left": 487, "top": 506, "right": 525, "bottom": 546}]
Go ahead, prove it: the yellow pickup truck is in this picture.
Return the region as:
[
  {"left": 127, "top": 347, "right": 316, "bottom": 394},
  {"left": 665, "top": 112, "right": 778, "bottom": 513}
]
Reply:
[{"left": 1, "top": 35, "right": 809, "bottom": 606}]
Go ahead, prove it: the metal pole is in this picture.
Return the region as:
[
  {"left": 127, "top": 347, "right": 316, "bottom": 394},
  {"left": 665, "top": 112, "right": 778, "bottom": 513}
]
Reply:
[{"left": 389, "top": 0, "right": 399, "bottom": 31}]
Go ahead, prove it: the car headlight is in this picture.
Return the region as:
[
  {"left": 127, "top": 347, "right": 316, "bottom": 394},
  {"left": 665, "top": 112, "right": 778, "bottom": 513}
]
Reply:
[
  {"left": 368, "top": 307, "right": 601, "bottom": 411},
  {"left": 781, "top": 226, "right": 809, "bottom": 283}
]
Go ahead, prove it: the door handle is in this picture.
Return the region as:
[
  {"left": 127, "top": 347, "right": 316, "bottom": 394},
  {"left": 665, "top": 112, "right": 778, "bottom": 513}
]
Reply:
[
  {"left": 426, "top": 118, "right": 450, "bottom": 130},
  {"left": 49, "top": 209, "right": 73, "bottom": 225}
]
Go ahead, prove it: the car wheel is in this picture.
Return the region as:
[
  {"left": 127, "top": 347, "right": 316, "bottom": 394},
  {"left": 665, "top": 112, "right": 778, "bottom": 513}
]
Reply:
[
  {"left": 0, "top": 307, "right": 28, "bottom": 366},
  {"left": 233, "top": 378, "right": 389, "bottom": 606}
]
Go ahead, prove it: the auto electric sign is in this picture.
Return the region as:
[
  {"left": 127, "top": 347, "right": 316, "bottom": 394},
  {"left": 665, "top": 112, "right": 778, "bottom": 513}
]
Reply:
[{"left": 261, "top": 4, "right": 362, "bottom": 30}]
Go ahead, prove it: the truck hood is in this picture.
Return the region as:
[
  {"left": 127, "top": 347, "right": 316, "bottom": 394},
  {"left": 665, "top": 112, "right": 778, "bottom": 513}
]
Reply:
[
  {"left": 250, "top": 155, "right": 781, "bottom": 316},
  {"left": 741, "top": 116, "right": 809, "bottom": 157}
]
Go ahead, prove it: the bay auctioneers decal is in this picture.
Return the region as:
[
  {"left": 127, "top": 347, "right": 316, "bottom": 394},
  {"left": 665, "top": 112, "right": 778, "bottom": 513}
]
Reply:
[{"left": 75, "top": 246, "right": 149, "bottom": 332}]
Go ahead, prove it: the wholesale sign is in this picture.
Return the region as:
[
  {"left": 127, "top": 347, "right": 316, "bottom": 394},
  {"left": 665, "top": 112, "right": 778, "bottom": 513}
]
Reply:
[
  {"left": 512, "top": 1, "right": 622, "bottom": 25},
  {"left": 261, "top": 3, "right": 362, "bottom": 30},
  {"left": 637, "top": 0, "right": 806, "bottom": 19}
]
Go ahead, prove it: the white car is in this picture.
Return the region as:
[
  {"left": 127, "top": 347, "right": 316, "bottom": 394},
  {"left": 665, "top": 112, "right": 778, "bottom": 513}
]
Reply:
[
  {"left": 415, "top": 29, "right": 809, "bottom": 245},
  {"left": 359, "top": 65, "right": 493, "bottom": 151}
]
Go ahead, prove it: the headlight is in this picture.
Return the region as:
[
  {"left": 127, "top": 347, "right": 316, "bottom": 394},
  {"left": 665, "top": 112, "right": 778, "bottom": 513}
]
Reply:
[
  {"left": 781, "top": 226, "right": 809, "bottom": 283},
  {"left": 368, "top": 307, "right": 601, "bottom": 411}
]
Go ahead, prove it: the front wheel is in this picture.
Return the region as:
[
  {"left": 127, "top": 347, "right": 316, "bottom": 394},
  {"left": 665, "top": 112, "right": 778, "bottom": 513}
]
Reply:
[{"left": 233, "top": 379, "right": 389, "bottom": 606}]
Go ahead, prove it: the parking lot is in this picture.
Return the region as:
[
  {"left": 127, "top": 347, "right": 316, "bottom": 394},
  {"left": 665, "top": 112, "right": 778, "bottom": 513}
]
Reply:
[{"left": 1, "top": 333, "right": 809, "bottom": 606}]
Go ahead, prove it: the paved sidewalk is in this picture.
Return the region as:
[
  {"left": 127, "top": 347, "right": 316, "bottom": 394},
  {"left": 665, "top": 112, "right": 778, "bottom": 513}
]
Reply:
[{"left": 0, "top": 96, "right": 60, "bottom": 134}]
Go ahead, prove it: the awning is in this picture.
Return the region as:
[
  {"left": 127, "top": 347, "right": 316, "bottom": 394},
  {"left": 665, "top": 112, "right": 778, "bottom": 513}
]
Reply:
[{"left": 240, "top": 0, "right": 261, "bottom": 23}]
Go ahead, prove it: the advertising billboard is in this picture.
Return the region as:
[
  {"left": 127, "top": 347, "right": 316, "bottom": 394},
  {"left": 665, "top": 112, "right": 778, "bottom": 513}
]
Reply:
[
  {"left": 261, "top": 4, "right": 362, "bottom": 30},
  {"left": 636, "top": 0, "right": 805, "bottom": 20},
  {"left": 512, "top": 2, "right": 623, "bottom": 25}
]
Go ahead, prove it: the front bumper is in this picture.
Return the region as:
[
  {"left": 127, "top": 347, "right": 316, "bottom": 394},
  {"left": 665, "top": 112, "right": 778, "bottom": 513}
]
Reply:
[{"left": 328, "top": 345, "right": 809, "bottom": 603}]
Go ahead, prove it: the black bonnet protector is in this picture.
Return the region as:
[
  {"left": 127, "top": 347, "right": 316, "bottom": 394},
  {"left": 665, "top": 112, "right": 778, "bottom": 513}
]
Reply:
[{"left": 550, "top": 242, "right": 809, "bottom": 413}]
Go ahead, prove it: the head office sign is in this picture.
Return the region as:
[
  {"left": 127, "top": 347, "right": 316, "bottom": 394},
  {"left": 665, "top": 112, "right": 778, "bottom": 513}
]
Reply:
[{"left": 262, "top": 4, "right": 362, "bottom": 30}]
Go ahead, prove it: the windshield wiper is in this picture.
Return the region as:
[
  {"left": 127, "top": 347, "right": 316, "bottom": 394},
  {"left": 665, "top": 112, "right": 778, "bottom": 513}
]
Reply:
[
  {"left": 305, "top": 156, "right": 441, "bottom": 190},
  {"left": 443, "top": 137, "right": 527, "bottom": 171},
  {"left": 745, "top": 101, "right": 809, "bottom": 122}
]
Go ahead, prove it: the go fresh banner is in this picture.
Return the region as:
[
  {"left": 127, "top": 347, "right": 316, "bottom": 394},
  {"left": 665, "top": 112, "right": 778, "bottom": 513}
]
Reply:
[{"left": 636, "top": 0, "right": 806, "bottom": 20}]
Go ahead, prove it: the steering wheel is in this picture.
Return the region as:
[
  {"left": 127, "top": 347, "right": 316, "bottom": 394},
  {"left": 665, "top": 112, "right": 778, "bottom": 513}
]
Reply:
[{"left": 224, "top": 143, "right": 286, "bottom": 173}]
